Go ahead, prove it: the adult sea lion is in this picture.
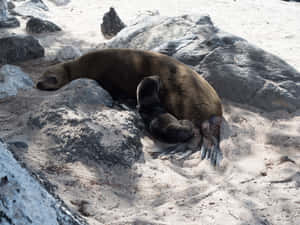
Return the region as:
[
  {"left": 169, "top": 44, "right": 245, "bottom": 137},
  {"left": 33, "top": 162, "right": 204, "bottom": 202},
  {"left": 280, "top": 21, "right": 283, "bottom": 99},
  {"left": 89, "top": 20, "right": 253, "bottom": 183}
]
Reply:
[{"left": 37, "top": 48, "right": 223, "bottom": 166}]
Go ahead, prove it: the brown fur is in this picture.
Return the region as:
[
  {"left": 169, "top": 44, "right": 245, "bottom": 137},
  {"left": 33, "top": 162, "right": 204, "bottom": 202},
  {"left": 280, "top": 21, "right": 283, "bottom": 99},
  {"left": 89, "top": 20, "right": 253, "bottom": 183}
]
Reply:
[{"left": 37, "top": 48, "right": 222, "bottom": 127}]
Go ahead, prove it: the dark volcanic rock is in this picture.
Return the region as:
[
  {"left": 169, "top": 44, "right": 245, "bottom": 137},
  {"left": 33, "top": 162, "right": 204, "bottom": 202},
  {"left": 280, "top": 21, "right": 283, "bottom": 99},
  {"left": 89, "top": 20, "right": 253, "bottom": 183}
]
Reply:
[
  {"left": 0, "top": 0, "right": 19, "bottom": 28},
  {"left": 0, "top": 15, "right": 19, "bottom": 28},
  {"left": 101, "top": 7, "right": 126, "bottom": 39},
  {"left": 26, "top": 17, "right": 61, "bottom": 33},
  {"left": 107, "top": 14, "right": 300, "bottom": 112},
  {"left": 0, "top": 35, "right": 44, "bottom": 64},
  {"left": 7, "top": 1, "right": 15, "bottom": 10},
  {"left": 28, "top": 79, "right": 143, "bottom": 167},
  {"left": 0, "top": 0, "right": 8, "bottom": 19}
]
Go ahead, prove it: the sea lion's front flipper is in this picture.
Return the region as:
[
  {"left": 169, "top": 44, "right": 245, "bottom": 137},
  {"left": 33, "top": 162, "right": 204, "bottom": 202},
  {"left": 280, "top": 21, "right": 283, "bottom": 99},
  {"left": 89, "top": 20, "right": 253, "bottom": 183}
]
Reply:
[{"left": 149, "top": 116, "right": 195, "bottom": 143}]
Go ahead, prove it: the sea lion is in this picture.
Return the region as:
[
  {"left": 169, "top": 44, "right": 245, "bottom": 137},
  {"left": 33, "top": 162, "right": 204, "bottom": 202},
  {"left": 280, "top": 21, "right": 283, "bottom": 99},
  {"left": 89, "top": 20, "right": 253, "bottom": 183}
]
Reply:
[
  {"left": 136, "top": 75, "right": 195, "bottom": 143},
  {"left": 37, "top": 48, "right": 223, "bottom": 166}
]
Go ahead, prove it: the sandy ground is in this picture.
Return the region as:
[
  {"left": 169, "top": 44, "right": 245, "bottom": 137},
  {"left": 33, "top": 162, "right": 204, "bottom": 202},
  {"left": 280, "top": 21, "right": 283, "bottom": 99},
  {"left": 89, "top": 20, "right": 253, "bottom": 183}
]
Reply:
[{"left": 1, "top": 0, "right": 300, "bottom": 224}]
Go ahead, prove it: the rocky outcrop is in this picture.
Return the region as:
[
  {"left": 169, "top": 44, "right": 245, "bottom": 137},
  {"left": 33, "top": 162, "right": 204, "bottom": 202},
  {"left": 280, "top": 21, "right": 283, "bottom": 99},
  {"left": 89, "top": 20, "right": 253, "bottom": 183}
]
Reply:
[
  {"left": 12, "top": 0, "right": 49, "bottom": 18},
  {"left": 0, "top": 35, "right": 44, "bottom": 64},
  {"left": 28, "top": 79, "right": 143, "bottom": 167},
  {"left": 26, "top": 17, "right": 61, "bottom": 33},
  {"left": 107, "top": 14, "right": 300, "bottom": 112},
  {"left": 101, "top": 7, "right": 126, "bottom": 39},
  {"left": 0, "top": 15, "right": 19, "bottom": 27},
  {"left": 0, "top": 0, "right": 7, "bottom": 18},
  {"left": 0, "top": 0, "right": 19, "bottom": 28},
  {"left": 7, "top": 1, "right": 15, "bottom": 10},
  {"left": 30, "top": 0, "right": 48, "bottom": 11},
  {"left": 0, "top": 141, "right": 87, "bottom": 225},
  {"left": 0, "top": 65, "right": 34, "bottom": 99}
]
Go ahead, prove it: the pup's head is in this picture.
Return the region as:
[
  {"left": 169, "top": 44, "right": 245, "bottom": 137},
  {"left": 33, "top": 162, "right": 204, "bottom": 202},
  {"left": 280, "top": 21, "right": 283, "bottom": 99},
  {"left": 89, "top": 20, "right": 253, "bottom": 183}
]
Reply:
[{"left": 36, "top": 64, "right": 70, "bottom": 91}]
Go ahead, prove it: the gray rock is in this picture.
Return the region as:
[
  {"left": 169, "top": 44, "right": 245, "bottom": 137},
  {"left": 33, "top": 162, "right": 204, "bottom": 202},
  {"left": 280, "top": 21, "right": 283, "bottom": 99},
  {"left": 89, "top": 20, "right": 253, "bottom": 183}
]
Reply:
[
  {"left": 7, "top": 140, "right": 28, "bottom": 149},
  {"left": 101, "top": 7, "right": 126, "bottom": 39},
  {"left": 0, "top": 65, "right": 34, "bottom": 99},
  {"left": 12, "top": 0, "right": 48, "bottom": 18},
  {"left": 0, "top": 0, "right": 8, "bottom": 19},
  {"left": 0, "top": 141, "right": 87, "bottom": 225},
  {"left": 30, "top": 0, "right": 48, "bottom": 11},
  {"left": 7, "top": 1, "right": 15, "bottom": 10},
  {"left": 48, "top": 0, "right": 70, "bottom": 6},
  {"left": 107, "top": 14, "right": 300, "bottom": 112},
  {"left": 56, "top": 45, "right": 82, "bottom": 62},
  {"left": 28, "top": 79, "right": 143, "bottom": 167},
  {"left": 26, "top": 17, "right": 61, "bottom": 33},
  {"left": 0, "top": 35, "right": 45, "bottom": 64},
  {"left": 0, "top": 0, "right": 19, "bottom": 28},
  {"left": 0, "top": 15, "right": 19, "bottom": 28}
]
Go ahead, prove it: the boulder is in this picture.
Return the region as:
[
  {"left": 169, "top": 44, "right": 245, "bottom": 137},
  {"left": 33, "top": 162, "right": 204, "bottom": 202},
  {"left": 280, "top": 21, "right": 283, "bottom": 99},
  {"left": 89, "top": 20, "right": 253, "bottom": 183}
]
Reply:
[
  {"left": 28, "top": 79, "right": 143, "bottom": 167},
  {"left": 0, "top": 0, "right": 19, "bottom": 28},
  {"left": 30, "top": 0, "right": 48, "bottom": 11},
  {"left": 56, "top": 45, "right": 82, "bottom": 62},
  {"left": 0, "top": 0, "right": 8, "bottom": 19},
  {"left": 107, "top": 14, "right": 300, "bottom": 112},
  {"left": 101, "top": 7, "right": 126, "bottom": 39},
  {"left": 26, "top": 17, "right": 61, "bottom": 33},
  {"left": 0, "top": 15, "right": 19, "bottom": 28},
  {"left": 0, "top": 141, "right": 87, "bottom": 225},
  {"left": 7, "top": 1, "right": 15, "bottom": 10},
  {"left": 0, "top": 35, "right": 44, "bottom": 64},
  {"left": 0, "top": 65, "right": 34, "bottom": 99},
  {"left": 12, "top": 0, "right": 48, "bottom": 18}
]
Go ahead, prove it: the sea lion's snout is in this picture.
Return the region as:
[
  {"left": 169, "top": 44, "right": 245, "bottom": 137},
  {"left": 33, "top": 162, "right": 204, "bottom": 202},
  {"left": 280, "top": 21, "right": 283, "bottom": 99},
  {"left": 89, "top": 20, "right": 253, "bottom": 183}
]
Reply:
[{"left": 36, "top": 76, "right": 59, "bottom": 90}]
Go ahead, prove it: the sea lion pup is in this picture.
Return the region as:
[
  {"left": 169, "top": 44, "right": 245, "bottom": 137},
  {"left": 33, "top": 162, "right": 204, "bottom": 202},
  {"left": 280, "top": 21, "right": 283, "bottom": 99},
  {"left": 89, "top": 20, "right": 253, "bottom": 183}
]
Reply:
[
  {"left": 36, "top": 48, "right": 223, "bottom": 166},
  {"left": 136, "top": 75, "right": 195, "bottom": 143}
]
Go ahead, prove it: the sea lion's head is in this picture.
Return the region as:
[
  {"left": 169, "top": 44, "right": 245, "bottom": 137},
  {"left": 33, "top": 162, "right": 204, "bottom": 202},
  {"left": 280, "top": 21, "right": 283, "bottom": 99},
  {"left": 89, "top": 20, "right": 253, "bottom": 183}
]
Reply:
[{"left": 36, "top": 63, "right": 70, "bottom": 90}]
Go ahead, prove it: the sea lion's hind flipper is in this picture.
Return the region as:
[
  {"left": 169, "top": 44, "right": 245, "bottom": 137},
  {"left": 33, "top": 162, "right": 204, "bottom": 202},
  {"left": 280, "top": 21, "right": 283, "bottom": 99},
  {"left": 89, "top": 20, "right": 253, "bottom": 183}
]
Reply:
[{"left": 200, "top": 116, "right": 223, "bottom": 167}]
